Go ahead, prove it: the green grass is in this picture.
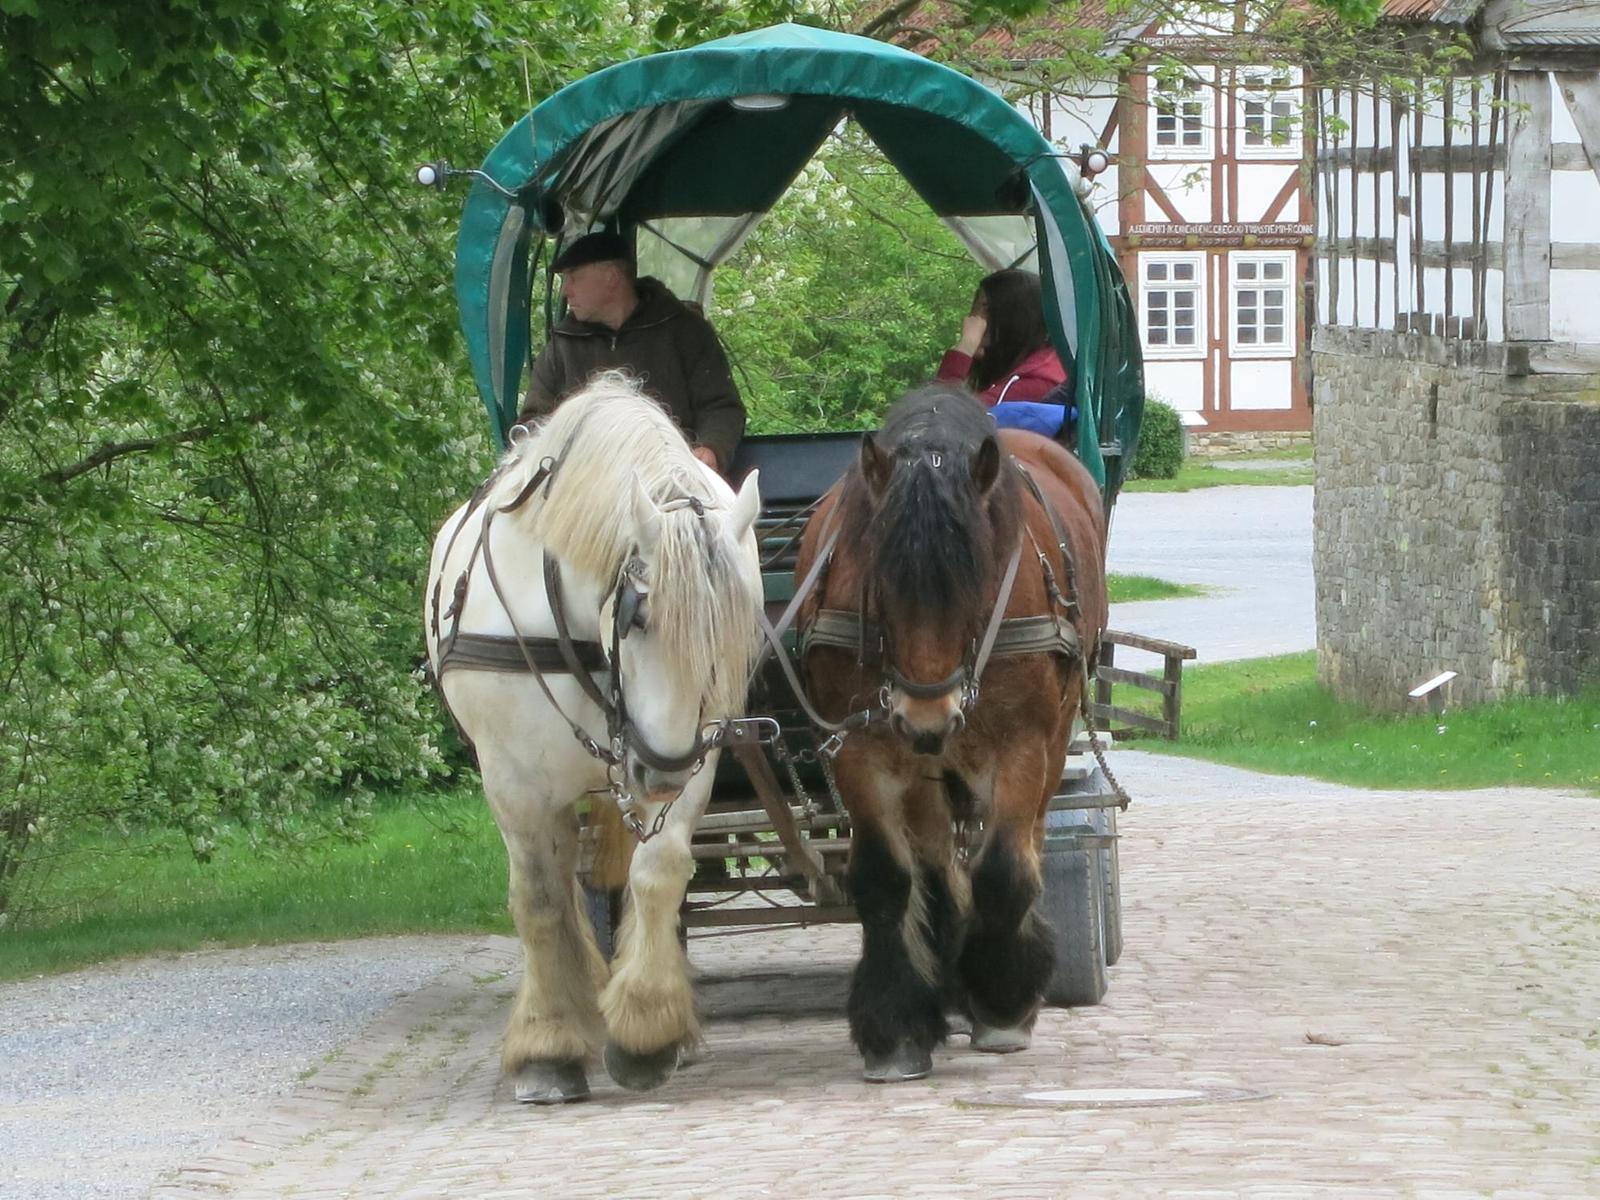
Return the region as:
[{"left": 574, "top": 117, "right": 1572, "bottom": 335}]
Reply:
[
  {"left": 1124, "top": 444, "right": 1313, "bottom": 492},
  {"left": 0, "top": 790, "right": 510, "bottom": 982},
  {"left": 1124, "top": 461, "right": 1314, "bottom": 492},
  {"left": 1126, "top": 652, "right": 1600, "bottom": 794},
  {"left": 1106, "top": 573, "right": 1206, "bottom": 603}
]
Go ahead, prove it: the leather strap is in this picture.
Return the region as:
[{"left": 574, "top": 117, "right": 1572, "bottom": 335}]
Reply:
[
  {"left": 544, "top": 553, "right": 612, "bottom": 713},
  {"left": 437, "top": 632, "right": 607, "bottom": 675}
]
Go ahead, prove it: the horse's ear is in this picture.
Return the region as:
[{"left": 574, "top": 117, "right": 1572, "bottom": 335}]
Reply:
[
  {"left": 971, "top": 435, "right": 1001, "bottom": 494},
  {"left": 729, "top": 469, "right": 761, "bottom": 541},
  {"left": 860, "top": 432, "right": 892, "bottom": 497},
  {"left": 632, "top": 477, "right": 663, "bottom": 548}
]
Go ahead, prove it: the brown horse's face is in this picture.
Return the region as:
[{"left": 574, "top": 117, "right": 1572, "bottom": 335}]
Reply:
[{"left": 860, "top": 431, "right": 1002, "bottom": 756}]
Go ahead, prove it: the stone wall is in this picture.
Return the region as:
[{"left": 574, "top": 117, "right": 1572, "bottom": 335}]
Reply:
[
  {"left": 1312, "top": 328, "right": 1600, "bottom": 708},
  {"left": 1188, "top": 429, "right": 1313, "bottom": 457}
]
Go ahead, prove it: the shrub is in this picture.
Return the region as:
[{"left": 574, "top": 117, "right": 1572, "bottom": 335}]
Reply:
[{"left": 1131, "top": 396, "right": 1185, "bottom": 479}]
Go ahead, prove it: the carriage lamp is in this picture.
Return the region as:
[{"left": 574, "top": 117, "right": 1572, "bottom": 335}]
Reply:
[
  {"left": 414, "top": 159, "right": 518, "bottom": 198},
  {"left": 1077, "top": 145, "right": 1111, "bottom": 179}
]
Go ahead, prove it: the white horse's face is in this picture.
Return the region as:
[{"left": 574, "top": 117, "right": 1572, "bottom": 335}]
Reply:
[{"left": 606, "top": 471, "right": 761, "bottom": 800}]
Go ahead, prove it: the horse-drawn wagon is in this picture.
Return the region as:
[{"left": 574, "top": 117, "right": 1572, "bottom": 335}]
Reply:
[{"left": 425, "top": 23, "right": 1146, "bottom": 1097}]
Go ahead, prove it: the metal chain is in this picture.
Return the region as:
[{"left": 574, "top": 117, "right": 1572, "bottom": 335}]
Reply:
[
  {"left": 815, "top": 745, "right": 847, "bottom": 816},
  {"left": 1080, "top": 657, "right": 1132, "bottom": 810},
  {"left": 770, "top": 736, "right": 821, "bottom": 818}
]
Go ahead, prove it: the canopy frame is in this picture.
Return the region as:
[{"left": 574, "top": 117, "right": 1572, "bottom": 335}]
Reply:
[{"left": 453, "top": 23, "right": 1143, "bottom": 491}]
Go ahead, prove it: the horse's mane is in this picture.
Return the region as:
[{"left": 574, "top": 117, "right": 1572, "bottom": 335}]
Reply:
[
  {"left": 487, "top": 372, "right": 760, "bottom": 714},
  {"left": 840, "top": 384, "right": 1021, "bottom": 639}
]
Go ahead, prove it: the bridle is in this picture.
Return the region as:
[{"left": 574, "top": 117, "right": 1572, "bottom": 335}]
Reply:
[{"left": 438, "top": 456, "right": 775, "bottom": 841}]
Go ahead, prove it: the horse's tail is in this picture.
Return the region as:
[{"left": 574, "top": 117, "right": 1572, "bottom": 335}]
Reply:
[{"left": 588, "top": 797, "right": 636, "bottom": 892}]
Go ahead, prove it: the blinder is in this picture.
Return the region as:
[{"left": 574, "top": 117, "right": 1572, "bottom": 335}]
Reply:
[{"left": 615, "top": 556, "right": 650, "bottom": 636}]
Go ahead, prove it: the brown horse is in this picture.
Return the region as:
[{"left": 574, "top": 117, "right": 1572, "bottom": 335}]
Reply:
[{"left": 794, "top": 383, "right": 1107, "bottom": 1082}]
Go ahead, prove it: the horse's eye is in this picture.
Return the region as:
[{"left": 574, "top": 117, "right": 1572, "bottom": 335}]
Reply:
[{"left": 630, "top": 594, "right": 650, "bottom": 631}]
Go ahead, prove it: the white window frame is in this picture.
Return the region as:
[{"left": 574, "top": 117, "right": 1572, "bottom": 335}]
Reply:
[
  {"left": 1235, "top": 65, "right": 1303, "bottom": 159},
  {"left": 1140, "top": 252, "right": 1208, "bottom": 359},
  {"left": 1148, "top": 68, "right": 1215, "bottom": 161},
  {"left": 1228, "top": 251, "right": 1296, "bottom": 357}
]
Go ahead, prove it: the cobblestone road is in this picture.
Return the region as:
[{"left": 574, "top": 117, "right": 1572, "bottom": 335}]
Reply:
[{"left": 151, "top": 773, "right": 1600, "bottom": 1200}]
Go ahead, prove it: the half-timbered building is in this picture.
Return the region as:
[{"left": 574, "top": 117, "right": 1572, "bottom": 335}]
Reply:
[
  {"left": 1018, "top": 3, "right": 1315, "bottom": 446},
  {"left": 1310, "top": 0, "right": 1600, "bottom": 705}
]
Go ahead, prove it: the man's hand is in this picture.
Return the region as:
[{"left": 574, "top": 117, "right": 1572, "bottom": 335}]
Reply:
[{"left": 690, "top": 445, "right": 719, "bottom": 470}]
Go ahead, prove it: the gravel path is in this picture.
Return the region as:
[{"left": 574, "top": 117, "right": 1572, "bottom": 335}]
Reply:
[
  {"left": 148, "top": 774, "right": 1600, "bottom": 1200},
  {"left": 0, "top": 938, "right": 472, "bottom": 1200}
]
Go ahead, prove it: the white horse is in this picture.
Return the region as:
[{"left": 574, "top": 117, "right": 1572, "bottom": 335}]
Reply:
[{"left": 425, "top": 373, "right": 763, "bottom": 1102}]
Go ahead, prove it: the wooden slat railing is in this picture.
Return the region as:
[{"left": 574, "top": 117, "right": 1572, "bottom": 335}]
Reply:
[{"left": 1089, "top": 629, "right": 1198, "bottom": 740}]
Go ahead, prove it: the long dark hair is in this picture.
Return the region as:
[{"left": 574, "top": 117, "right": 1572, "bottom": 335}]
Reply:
[{"left": 969, "top": 269, "right": 1050, "bottom": 393}]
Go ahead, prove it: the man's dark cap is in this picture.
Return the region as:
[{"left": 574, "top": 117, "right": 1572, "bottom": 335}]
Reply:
[{"left": 550, "top": 232, "right": 634, "bottom": 272}]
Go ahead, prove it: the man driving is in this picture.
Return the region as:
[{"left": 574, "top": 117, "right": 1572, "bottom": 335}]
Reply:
[{"left": 517, "top": 231, "right": 745, "bottom": 472}]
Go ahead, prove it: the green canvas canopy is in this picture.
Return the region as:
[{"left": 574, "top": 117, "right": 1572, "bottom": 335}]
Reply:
[{"left": 454, "top": 22, "right": 1143, "bottom": 490}]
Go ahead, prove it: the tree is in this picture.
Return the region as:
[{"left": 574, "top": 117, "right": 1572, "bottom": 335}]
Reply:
[
  {"left": 715, "top": 134, "right": 981, "bottom": 434},
  {"left": 0, "top": 0, "right": 662, "bottom": 919}
]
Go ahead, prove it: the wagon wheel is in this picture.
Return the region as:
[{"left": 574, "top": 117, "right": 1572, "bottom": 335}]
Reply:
[
  {"left": 1096, "top": 805, "right": 1123, "bottom": 967},
  {"left": 582, "top": 884, "right": 622, "bottom": 962},
  {"left": 1039, "top": 810, "right": 1107, "bottom": 1008}
]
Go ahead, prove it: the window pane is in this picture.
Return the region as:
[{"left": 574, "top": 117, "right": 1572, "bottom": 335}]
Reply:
[
  {"left": 1236, "top": 260, "right": 1257, "bottom": 280},
  {"left": 1263, "top": 261, "right": 1286, "bottom": 281},
  {"left": 1271, "top": 100, "right": 1295, "bottom": 142},
  {"left": 1147, "top": 262, "right": 1169, "bottom": 281},
  {"left": 1173, "top": 262, "right": 1195, "bottom": 281},
  {"left": 1244, "top": 100, "right": 1265, "bottom": 145}
]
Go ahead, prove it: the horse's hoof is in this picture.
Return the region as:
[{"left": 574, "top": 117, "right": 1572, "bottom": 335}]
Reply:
[
  {"left": 862, "top": 1041, "right": 933, "bottom": 1083},
  {"left": 676, "top": 1038, "right": 707, "bottom": 1070},
  {"left": 604, "top": 1040, "right": 681, "bottom": 1092},
  {"left": 971, "top": 1021, "right": 1031, "bottom": 1054},
  {"left": 513, "top": 1058, "right": 590, "bottom": 1105},
  {"left": 946, "top": 1011, "right": 973, "bottom": 1039}
]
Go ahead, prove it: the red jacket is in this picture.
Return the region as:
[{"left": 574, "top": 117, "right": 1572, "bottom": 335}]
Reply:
[{"left": 938, "top": 346, "right": 1068, "bottom": 406}]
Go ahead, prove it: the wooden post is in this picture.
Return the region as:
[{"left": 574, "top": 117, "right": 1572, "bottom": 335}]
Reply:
[
  {"left": 1505, "top": 69, "right": 1552, "bottom": 342},
  {"left": 1095, "top": 638, "right": 1116, "bottom": 718},
  {"left": 1556, "top": 71, "right": 1600, "bottom": 190},
  {"left": 1163, "top": 650, "right": 1184, "bottom": 740}
]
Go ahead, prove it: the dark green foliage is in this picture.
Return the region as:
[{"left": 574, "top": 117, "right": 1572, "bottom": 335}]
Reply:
[
  {"left": 0, "top": 0, "right": 656, "bottom": 921},
  {"left": 1130, "top": 396, "right": 1184, "bottom": 480},
  {"left": 714, "top": 137, "right": 979, "bottom": 433}
]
